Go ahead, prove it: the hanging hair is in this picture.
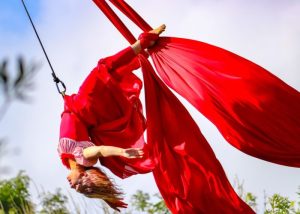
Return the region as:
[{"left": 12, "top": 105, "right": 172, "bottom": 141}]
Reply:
[{"left": 75, "top": 166, "right": 127, "bottom": 211}]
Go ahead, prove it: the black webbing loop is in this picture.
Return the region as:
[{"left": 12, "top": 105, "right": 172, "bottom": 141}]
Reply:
[{"left": 21, "top": 0, "right": 66, "bottom": 97}]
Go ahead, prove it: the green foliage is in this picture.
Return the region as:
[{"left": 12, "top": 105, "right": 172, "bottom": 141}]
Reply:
[
  {"left": 38, "top": 189, "right": 70, "bottom": 214},
  {"left": 264, "top": 194, "right": 297, "bottom": 214},
  {"left": 0, "top": 171, "right": 34, "bottom": 213},
  {"left": 148, "top": 193, "right": 170, "bottom": 214},
  {"left": 245, "top": 192, "right": 257, "bottom": 211},
  {"left": 131, "top": 190, "right": 150, "bottom": 212},
  {"left": 130, "top": 190, "right": 170, "bottom": 214},
  {"left": 0, "top": 172, "right": 73, "bottom": 214}
]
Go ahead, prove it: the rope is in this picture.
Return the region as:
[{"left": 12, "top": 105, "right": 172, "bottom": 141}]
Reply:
[{"left": 21, "top": 0, "right": 66, "bottom": 97}]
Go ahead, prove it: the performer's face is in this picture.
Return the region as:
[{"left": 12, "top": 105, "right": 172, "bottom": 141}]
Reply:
[{"left": 67, "top": 168, "right": 85, "bottom": 190}]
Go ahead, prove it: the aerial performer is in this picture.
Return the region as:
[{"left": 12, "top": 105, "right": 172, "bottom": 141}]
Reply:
[
  {"left": 57, "top": 25, "right": 166, "bottom": 210},
  {"left": 57, "top": 24, "right": 253, "bottom": 213},
  {"left": 21, "top": 0, "right": 300, "bottom": 213}
]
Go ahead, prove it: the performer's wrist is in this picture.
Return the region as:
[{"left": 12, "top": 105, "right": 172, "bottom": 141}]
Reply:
[{"left": 119, "top": 148, "right": 125, "bottom": 157}]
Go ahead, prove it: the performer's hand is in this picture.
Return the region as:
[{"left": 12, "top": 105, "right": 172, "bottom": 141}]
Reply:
[{"left": 122, "top": 148, "right": 144, "bottom": 158}]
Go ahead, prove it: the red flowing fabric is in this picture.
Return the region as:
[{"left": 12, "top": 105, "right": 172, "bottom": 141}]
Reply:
[
  {"left": 139, "top": 55, "right": 253, "bottom": 213},
  {"left": 93, "top": 0, "right": 136, "bottom": 44},
  {"left": 102, "top": 0, "right": 300, "bottom": 167},
  {"left": 92, "top": 0, "right": 254, "bottom": 213},
  {"left": 149, "top": 38, "right": 300, "bottom": 167},
  {"left": 108, "top": 0, "right": 152, "bottom": 32}
]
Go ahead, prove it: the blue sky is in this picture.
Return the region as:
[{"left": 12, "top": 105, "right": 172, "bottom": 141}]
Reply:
[
  {"left": 0, "top": 0, "right": 41, "bottom": 35},
  {"left": 1, "top": 0, "right": 300, "bottom": 213}
]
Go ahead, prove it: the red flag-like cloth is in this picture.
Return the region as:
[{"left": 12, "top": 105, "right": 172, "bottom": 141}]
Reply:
[
  {"left": 93, "top": 1, "right": 254, "bottom": 213},
  {"left": 149, "top": 37, "right": 300, "bottom": 167},
  {"left": 139, "top": 55, "right": 253, "bottom": 213},
  {"left": 92, "top": 0, "right": 299, "bottom": 212},
  {"left": 107, "top": 0, "right": 300, "bottom": 167}
]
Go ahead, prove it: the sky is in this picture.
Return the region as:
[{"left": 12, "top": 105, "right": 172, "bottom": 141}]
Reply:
[{"left": 0, "top": 0, "right": 300, "bottom": 213}]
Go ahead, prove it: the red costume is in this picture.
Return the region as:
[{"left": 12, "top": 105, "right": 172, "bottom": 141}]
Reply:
[{"left": 59, "top": 46, "right": 154, "bottom": 178}]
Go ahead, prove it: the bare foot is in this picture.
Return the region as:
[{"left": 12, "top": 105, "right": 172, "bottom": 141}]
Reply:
[
  {"left": 150, "top": 24, "right": 166, "bottom": 35},
  {"left": 146, "top": 24, "right": 166, "bottom": 48},
  {"left": 131, "top": 24, "right": 166, "bottom": 54}
]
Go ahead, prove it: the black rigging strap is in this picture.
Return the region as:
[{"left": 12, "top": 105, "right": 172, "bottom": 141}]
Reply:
[{"left": 21, "top": 0, "right": 66, "bottom": 97}]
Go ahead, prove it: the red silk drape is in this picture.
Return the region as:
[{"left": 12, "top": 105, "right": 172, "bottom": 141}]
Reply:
[
  {"left": 139, "top": 55, "right": 253, "bottom": 213},
  {"left": 149, "top": 37, "right": 300, "bottom": 167},
  {"left": 92, "top": 0, "right": 299, "bottom": 212},
  {"left": 92, "top": 0, "right": 254, "bottom": 213},
  {"left": 93, "top": 0, "right": 136, "bottom": 44},
  {"left": 101, "top": 0, "right": 300, "bottom": 167}
]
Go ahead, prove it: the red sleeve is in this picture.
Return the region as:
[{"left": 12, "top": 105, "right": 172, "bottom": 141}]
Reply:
[
  {"left": 98, "top": 46, "right": 140, "bottom": 79},
  {"left": 60, "top": 112, "right": 90, "bottom": 141},
  {"left": 58, "top": 138, "right": 97, "bottom": 169},
  {"left": 59, "top": 111, "right": 91, "bottom": 168},
  {"left": 112, "top": 57, "right": 140, "bottom": 79}
]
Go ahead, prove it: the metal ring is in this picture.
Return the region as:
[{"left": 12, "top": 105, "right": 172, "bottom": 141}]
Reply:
[{"left": 55, "top": 79, "right": 67, "bottom": 96}]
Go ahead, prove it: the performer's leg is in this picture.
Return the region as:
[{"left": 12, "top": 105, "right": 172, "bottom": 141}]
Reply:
[{"left": 76, "top": 24, "right": 167, "bottom": 103}]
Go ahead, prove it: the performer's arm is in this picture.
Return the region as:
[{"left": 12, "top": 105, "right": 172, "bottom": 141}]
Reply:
[
  {"left": 83, "top": 146, "right": 144, "bottom": 159},
  {"left": 59, "top": 137, "right": 144, "bottom": 169}
]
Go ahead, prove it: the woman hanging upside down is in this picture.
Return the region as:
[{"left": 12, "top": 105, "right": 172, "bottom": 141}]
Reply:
[{"left": 57, "top": 24, "right": 166, "bottom": 211}]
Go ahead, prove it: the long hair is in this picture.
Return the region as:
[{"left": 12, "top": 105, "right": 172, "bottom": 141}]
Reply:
[{"left": 76, "top": 166, "right": 127, "bottom": 211}]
